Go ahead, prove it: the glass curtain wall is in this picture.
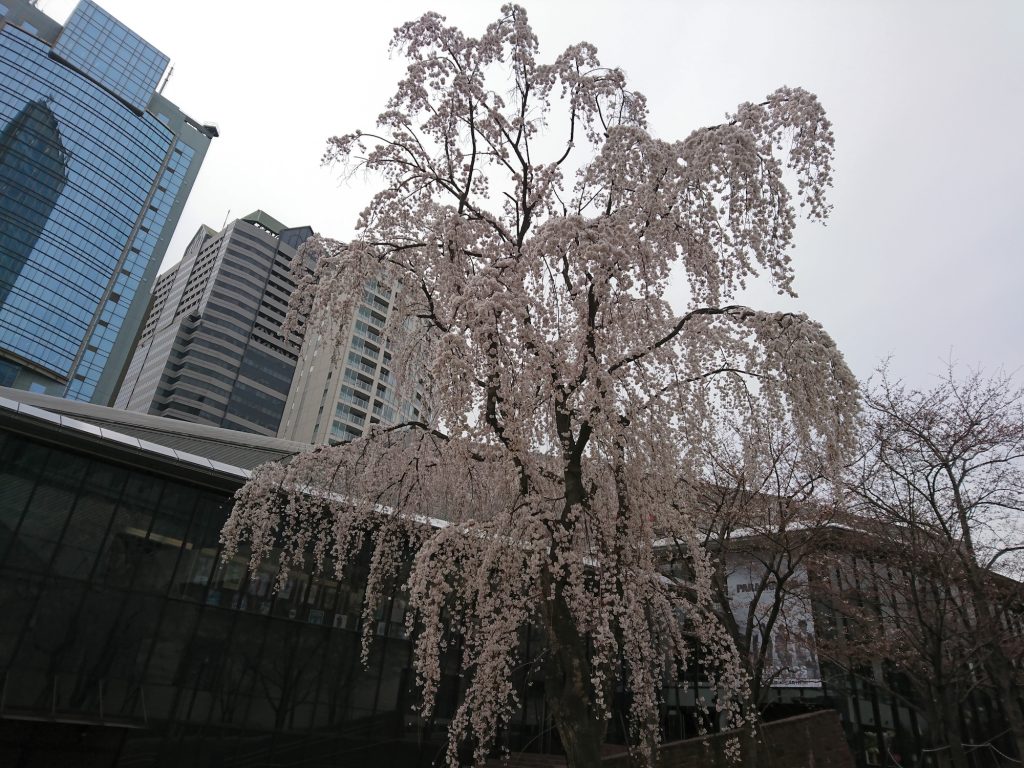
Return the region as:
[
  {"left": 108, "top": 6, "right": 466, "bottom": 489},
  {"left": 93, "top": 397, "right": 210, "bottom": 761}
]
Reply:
[{"left": 0, "top": 429, "right": 455, "bottom": 767}]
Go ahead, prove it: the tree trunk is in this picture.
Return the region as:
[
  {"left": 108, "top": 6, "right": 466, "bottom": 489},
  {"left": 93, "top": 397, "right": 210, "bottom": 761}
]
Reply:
[
  {"left": 924, "top": 692, "right": 964, "bottom": 768},
  {"left": 741, "top": 724, "right": 760, "bottom": 768},
  {"left": 541, "top": 587, "right": 606, "bottom": 768},
  {"left": 963, "top": 575, "right": 1024, "bottom": 763},
  {"left": 961, "top": 544, "right": 1024, "bottom": 765},
  {"left": 939, "top": 688, "right": 969, "bottom": 768},
  {"left": 741, "top": 679, "right": 762, "bottom": 768},
  {"left": 989, "top": 657, "right": 1024, "bottom": 763},
  {"left": 729, "top": 653, "right": 764, "bottom": 768}
]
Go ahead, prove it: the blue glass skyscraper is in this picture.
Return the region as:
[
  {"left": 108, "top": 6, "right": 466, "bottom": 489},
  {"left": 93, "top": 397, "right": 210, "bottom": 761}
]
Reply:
[
  {"left": 0, "top": 99, "right": 69, "bottom": 308},
  {"left": 0, "top": 0, "right": 216, "bottom": 404}
]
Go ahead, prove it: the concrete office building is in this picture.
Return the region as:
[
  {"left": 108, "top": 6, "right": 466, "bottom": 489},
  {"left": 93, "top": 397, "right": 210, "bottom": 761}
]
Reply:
[
  {"left": 0, "top": 0, "right": 215, "bottom": 404},
  {"left": 115, "top": 212, "right": 313, "bottom": 437},
  {"left": 279, "top": 277, "right": 427, "bottom": 444}
]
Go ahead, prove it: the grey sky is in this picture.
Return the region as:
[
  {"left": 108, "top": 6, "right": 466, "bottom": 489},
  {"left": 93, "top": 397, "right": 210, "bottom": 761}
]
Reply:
[{"left": 41, "top": 0, "right": 1024, "bottom": 387}]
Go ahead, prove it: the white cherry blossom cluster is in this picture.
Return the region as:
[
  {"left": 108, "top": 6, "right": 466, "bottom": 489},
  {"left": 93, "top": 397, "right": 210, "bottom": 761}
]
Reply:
[{"left": 223, "top": 5, "right": 857, "bottom": 766}]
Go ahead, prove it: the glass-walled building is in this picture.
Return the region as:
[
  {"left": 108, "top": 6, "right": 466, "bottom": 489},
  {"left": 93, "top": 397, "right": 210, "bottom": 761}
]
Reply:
[
  {"left": 0, "top": 99, "right": 68, "bottom": 308},
  {"left": 0, "top": 388, "right": 450, "bottom": 767},
  {"left": 0, "top": 0, "right": 216, "bottom": 405}
]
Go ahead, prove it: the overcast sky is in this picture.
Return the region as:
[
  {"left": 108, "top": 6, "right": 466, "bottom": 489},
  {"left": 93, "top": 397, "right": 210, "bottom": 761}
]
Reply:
[{"left": 40, "top": 0, "right": 1024, "bottom": 388}]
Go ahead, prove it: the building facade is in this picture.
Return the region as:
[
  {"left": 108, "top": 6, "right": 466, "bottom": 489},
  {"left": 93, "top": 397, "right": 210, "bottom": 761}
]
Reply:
[
  {"left": 0, "top": 0, "right": 215, "bottom": 404},
  {"left": 279, "top": 277, "right": 427, "bottom": 445},
  {"left": 115, "top": 212, "right": 313, "bottom": 437},
  {"left": 0, "top": 388, "right": 1017, "bottom": 767},
  {"left": 0, "top": 387, "right": 450, "bottom": 767}
]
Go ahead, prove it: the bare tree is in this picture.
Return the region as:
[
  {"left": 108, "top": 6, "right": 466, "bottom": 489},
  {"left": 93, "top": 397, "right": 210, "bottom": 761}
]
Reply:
[
  {"left": 836, "top": 365, "right": 1024, "bottom": 767},
  {"left": 816, "top": 518, "right": 983, "bottom": 768},
  {"left": 221, "top": 6, "right": 857, "bottom": 766},
  {"left": 669, "top": 407, "right": 838, "bottom": 767}
]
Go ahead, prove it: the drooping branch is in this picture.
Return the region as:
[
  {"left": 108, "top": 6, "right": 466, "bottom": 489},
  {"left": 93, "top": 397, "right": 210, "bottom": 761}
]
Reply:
[{"left": 227, "top": 7, "right": 854, "bottom": 767}]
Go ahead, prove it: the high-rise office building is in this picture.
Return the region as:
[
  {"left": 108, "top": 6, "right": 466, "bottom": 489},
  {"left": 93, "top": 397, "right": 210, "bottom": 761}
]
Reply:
[
  {"left": 0, "top": 0, "right": 216, "bottom": 404},
  {"left": 115, "top": 211, "right": 313, "bottom": 437},
  {"left": 0, "top": 100, "right": 69, "bottom": 308},
  {"left": 279, "top": 277, "right": 427, "bottom": 444}
]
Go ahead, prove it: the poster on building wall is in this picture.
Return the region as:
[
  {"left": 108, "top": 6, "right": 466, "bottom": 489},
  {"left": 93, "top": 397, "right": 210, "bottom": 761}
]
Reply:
[{"left": 726, "top": 557, "right": 822, "bottom": 688}]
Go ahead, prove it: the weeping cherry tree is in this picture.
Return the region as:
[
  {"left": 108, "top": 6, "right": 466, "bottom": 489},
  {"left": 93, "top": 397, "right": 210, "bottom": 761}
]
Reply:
[{"left": 222, "top": 6, "right": 858, "bottom": 766}]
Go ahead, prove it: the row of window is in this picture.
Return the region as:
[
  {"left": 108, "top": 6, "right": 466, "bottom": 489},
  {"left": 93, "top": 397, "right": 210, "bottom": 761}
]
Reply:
[
  {"left": 0, "top": 428, "right": 439, "bottom": 740},
  {"left": 0, "top": 27, "right": 178, "bottom": 385},
  {"left": 55, "top": 1, "right": 168, "bottom": 111}
]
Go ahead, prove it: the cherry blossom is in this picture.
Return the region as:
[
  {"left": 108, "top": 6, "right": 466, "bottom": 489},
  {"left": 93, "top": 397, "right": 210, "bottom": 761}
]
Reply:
[{"left": 222, "top": 6, "right": 857, "bottom": 765}]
